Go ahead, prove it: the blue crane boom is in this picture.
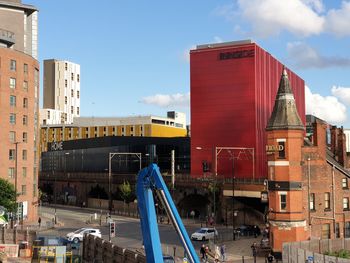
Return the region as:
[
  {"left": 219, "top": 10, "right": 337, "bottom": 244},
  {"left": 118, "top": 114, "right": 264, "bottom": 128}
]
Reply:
[{"left": 136, "top": 164, "right": 200, "bottom": 263}]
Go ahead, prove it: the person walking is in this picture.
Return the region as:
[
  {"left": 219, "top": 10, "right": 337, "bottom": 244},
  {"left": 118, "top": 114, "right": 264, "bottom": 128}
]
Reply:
[
  {"left": 251, "top": 242, "right": 258, "bottom": 263},
  {"left": 38, "top": 217, "right": 41, "bottom": 228},
  {"left": 220, "top": 244, "right": 226, "bottom": 262},
  {"left": 200, "top": 244, "right": 206, "bottom": 260}
]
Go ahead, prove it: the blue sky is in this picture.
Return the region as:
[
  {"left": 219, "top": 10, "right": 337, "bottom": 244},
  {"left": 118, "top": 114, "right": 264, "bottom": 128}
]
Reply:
[{"left": 29, "top": 0, "right": 350, "bottom": 126}]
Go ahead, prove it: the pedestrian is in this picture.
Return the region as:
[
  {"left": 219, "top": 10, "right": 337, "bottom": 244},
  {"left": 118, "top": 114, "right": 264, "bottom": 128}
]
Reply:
[
  {"left": 267, "top": 253, "right": 274, "bottom": 262},
  {"left": 204, "top": 246, "right": 209, "bottom": 262},
  {"left": 251, "top": 242, "right": 258, "bottom": 258},
  {"left": 220, "top": 244, "right": 226, "bottom": 262},
  {"left": 253, "top": 225, "right": 260, "bottom": 238},
  {"left": 38, "top": 217, "right": 41, "bottom": 228},
  {"left": 200, "top": 244, "right": 205, "bottom": 260}
]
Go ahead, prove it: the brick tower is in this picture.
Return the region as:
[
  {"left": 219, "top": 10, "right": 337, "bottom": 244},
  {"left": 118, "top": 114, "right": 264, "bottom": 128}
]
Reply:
[{"left": 266, "top": 68, "right": 309, "bottom": 256}]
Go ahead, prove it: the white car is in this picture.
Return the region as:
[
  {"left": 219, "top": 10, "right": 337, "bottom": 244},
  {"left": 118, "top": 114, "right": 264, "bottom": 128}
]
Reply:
[
  {"left": 191, "top": 228, "right": 218, "bottom": 241},
  {"left": 66, "top": 228, "right": 101, "bottom": 243}
]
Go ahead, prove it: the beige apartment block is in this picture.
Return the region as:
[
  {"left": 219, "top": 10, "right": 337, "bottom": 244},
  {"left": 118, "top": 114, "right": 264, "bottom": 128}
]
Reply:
[{"left": 41, "top": 59, "right": 81, "bottom": 125}]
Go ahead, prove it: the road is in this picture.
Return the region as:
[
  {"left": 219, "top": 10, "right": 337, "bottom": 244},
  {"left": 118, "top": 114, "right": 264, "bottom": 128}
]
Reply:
[{"left": 39, "top": 206, "right": 212, "bottom": 255}]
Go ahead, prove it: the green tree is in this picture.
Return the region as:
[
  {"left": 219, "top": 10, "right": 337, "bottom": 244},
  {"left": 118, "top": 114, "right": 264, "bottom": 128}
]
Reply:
[
  {"left": 119, "top": 181, "right": 132, "bottom": 214},
  {"left": 0, "top": 178, "right": 16, "bottom": 212}
]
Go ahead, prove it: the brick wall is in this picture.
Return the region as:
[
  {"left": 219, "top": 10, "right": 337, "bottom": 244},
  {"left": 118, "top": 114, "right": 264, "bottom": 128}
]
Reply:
[{"left": 0, "top": 227, "right": 36, "bottom": 245}]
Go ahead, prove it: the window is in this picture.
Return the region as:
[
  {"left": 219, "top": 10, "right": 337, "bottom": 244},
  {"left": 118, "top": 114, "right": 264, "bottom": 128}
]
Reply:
[
  {"left": 71, "top": 73, "right": 74, "bottom": 80},
  {"left": 77, "top": 74, "right": 80, "bottom": 82},
  {"left": 47, "top": 110, "right": 51, "bottom": 119},
  {"left": 10, "top": 113, "right": 16, "bottom": 124},
  {"left": 321, "top": 224, "right": 330, "bottom": 239},
  {"left": 9, "top": 131, "right": 16, "bottom": 143},
  {"left": 8, "top": 168, "right": 15, "bottom": 179},
  {"left": 21, "top": 185, "right": 26, "bottom": 195},
  {"left": 77, "top": 107, "right": 79, "bottom": 115},
  {"left": 10, "top": 78, "right": 16, "bottom": 89},
  {"left": 23, "top": 81, "right": 28, "bottom": 91},
  {"left": 77, "top": 90, "right": 80, "bottom": 98},
  {"left": 23, "top": 132, "right": 27, "bottom": 143},
  {"left": 33, "top": 184, "right": 37, "bottom": 197},
  {"left": 343, "top": 178, "right": 348, "bottom": 189},
  {"left": 278, "top": 141, "right": 286, "bottom": 159},
  {"left": 71, "top": 89, "right": 74, "bottom": 97},
  {"left": 325, "top": 192, "right": 331, "bottom": 210},
  {"left": 310, "top": 193, "right": 315, "bottom": 210},
  {"left": 23, "top": 63, "right": 28, "bottom": 74},
  {"left": 23, "top": 98, "right": 28, "bottom": 108},
  {"left": 23, "top": 115, "right": 28, "bottom": 125},
  {"left": 65, "top": 96, "right": 67, "bottom": 104},
  {"left": 22, "top": 167, "right": 27, "bottom": 177},
  {"left": 336, "top": 223, "right": 340, "bottom": 238},
  {"left": 71, "top": 106, "right": 74, "bottom": 114},
  {"left": 65, "top": 79, "right": 67, "bottom": 87},
  {"left": 22, "top": 149, "right": 27, "bottom": 160},
  {"left": 10, "top": 95, "right": 16, "bottom": 106},
  {"left": 10, "top": 60, "right": 16, "bottom": 71},
  {"left": 65, "top": 63, "right": 68, "bottom": 70},
  {"left": 9, "top": 149, "right": 15, "bottom": 160},
  {"left": 345, "top": 222, "right": 350, "bottom": 238},
  {"left": 344, "top": 197, "right": 349, "bottom": 210},
  {"left": 280, "top": 193, "right": 287, "bottom": 211}
]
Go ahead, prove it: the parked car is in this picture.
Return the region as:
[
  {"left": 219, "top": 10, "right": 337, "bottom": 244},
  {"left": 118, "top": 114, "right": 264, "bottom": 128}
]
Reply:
[
  {"left": 163, "top": 255, "right": 175, "bottom": 263},
  {"left": 191, "top": 228, "right": 218, "bottom": 241},
  {"left": 66, "top": 228, "right": 101, "bottom": 243},
  {"left": 236, "top": 224, "right": 255, "bottom": 236}
]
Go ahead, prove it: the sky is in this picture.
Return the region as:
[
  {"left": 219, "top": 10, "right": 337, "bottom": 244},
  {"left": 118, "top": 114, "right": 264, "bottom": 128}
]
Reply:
[{"left": 29, "top": 0, "right": 350, "bottom": 126}]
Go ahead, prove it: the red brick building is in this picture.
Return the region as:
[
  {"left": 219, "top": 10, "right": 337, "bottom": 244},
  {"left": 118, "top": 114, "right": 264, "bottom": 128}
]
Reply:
[{"left": 266, "top": 69, "right": 350, "bottom": 256}]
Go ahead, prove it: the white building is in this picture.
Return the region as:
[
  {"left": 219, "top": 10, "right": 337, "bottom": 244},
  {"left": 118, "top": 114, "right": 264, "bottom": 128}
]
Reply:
[{"left": 41, "top": 59, "right": 80, "bottom": 125}]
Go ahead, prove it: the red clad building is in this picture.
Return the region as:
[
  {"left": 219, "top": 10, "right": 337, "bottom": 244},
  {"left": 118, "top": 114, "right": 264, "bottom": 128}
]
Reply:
[{"left": 190, "top": 40, "right": 305, "bottom": 179}]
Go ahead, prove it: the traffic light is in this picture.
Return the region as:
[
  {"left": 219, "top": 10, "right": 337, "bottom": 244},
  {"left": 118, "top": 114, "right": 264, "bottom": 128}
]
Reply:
[{"left": 110, "top": 221, "right": 116, "bottom": 238}]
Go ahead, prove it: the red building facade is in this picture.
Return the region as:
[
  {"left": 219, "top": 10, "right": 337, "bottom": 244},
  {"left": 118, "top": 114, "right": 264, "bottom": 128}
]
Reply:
[{"left": 190, "top": 40, "right": 305, "bottom": 179}]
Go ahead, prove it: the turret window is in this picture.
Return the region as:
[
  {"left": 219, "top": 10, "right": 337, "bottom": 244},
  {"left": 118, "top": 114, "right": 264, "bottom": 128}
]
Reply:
[{"left": 279, "top": 192, "right": 287, "bottom": 211}]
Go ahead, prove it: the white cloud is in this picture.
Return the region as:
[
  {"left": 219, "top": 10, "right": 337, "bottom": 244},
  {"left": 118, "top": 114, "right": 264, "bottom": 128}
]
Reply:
[
  {"left": 305, "top": 85, "right": 347, "bottom": 124},
  {"left": 236, "top": 0, "right": 325, "bottom": 37},
  {"left": 140, "top": 92, "right": 190, "bottom": 108},
  {"left": 287, "top": 42, "right": 350, "bottom": 69},
  {"left": 325, "top": 1, "right": 350, "bottom": 37},
  {"left": 331, "top": 86, "right": 350, "bottom": 105},
  {"left": 216, "top": 0, "right": 350, "bottom": 37}
]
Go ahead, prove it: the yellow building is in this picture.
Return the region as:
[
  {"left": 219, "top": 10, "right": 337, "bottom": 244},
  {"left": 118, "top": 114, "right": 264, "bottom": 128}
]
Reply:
[{"left": 40, "top": 111, "right": 188, "bottom": 152}]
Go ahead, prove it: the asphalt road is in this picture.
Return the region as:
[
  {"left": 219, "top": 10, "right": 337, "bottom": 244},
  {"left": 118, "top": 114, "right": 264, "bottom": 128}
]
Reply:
[{"left": 39, "top": 206, "right": 212, "bottom": 255}]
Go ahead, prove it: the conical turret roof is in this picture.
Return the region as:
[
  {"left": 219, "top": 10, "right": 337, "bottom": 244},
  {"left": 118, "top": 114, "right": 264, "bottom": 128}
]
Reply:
[{"left": 266, "top": 68, "right": 304, "bottom": 131}]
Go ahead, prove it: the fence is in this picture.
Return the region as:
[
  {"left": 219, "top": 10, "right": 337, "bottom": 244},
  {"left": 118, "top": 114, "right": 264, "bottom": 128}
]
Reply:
[
  {"left": 82, "top": 235, "right": 146, "bottom": 263},
  {"left": 283, "top": 238, "right": 350, "bottom": 263},
  {"left": 0, "top": 227, "right": 36, "bottom": 245}
]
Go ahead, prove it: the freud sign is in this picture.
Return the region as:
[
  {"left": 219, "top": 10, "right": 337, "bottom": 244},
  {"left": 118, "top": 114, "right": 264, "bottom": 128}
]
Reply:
[{"left": 50, "top": 141, "right": 63, "bottom": 151}]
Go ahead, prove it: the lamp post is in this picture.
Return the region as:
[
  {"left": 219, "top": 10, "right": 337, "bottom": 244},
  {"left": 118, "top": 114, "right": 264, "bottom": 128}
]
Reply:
[
  {"left": 108, "top": 152, "right": 142, "bottom": 215},
  {"left": 232, "top": 158, "right": 236, "bottom": 240}
]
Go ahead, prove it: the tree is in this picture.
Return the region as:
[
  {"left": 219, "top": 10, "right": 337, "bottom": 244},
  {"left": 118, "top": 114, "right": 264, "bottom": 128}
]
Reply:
[
  {"left": 0, "top": 178, "right": 16, "bottom": 212},
  {"left": 119, "top": 181, "right": 133, "bottom": 214}
]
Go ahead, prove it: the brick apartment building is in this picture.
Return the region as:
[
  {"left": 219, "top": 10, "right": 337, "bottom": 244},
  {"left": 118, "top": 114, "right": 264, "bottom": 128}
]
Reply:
[
  {"left": 0, "top": 0, "right": 39, "bottom": 222},
  {"left": 266, "top": 69, "right": 350, "bottom": 255}
]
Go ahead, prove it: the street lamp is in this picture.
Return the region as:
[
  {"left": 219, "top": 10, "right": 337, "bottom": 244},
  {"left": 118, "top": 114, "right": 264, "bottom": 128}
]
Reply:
[{"left": 108, "top": 152, "right": 142, "bottom": 215}]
